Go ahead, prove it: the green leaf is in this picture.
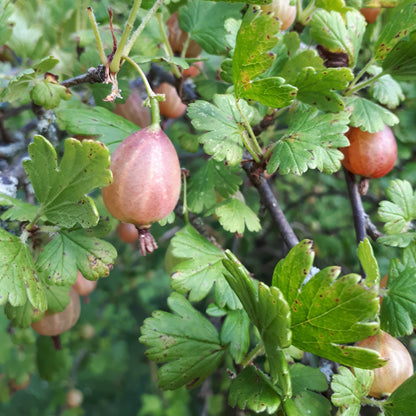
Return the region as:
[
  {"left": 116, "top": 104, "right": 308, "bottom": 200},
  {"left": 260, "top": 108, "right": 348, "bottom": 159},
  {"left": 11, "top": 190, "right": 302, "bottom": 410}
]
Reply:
[
  {"left": 23, "top": 135, "right": 112, "bottom": 229},
  {"left": 273, "top": 241, "right": 384, "bottom": 368},
  {"left": 266, "top": 105, "right": 350, "bottom": 175},
  {"left": 290, "top": 363, "right": 332, "bottom": 416},
  {"left": 0, "top": 228, "right": 46, "bottom": 310},
  {"left": 0, "top": 193, "right": 39, "bottom": 222},
  {"left": 331, "top": 366, "right": 374, "bottom": 416},
  {"left": 294, "top": 67, "right": 353, "bottom": 112},
  {"left": 223, "top": 251, "right": 291, "bottom": 393},
  {"left": 309, "top": 10, "right": 366, "bottom": 67},
  {"left": 188, "top": 94, "right": 259, "bottom": 166},
  {"left": 223, "top": 250, "right": 291, "bottom": 349},
  {"left": 374, "top": 0, "right": 416, "bottom": 62},
  {"left": 0, "top": 0, "right": 13, "bottom": 45},
  {"left": 378, "top": 233, "right": 416, "bottom": 248},
  {"left": 358, "top": 238, "right": 380, "bottom": 287},
  {"left": 4, "top": 300, "right": 35, "bottom": 328},
  {"left": 0, "top": 68, "right": 36, "bottom": 103},
  {"left": 54, "top": 105, "right": 137, "bottom": 152},
  {"left": 380, "top": 259, "right": 416, "bottom": 337},
  {"left": 42, "top": 283, "right": 71, "bottom": 314},
  {"left": 238, "top": 77, "right": 297, "bottom": 108},
  {"left": 344, "top": 96, "right": 399, "bottom": 133},
  {"left": 383, "top": 374, "right": 416, "bottom": 416},
  {"left": 233, "top": 6, "right": 280, "bottom": 84},
  {"left": 229, "top": 366, "right": 282, "bottom": 414},
  {"left": 33, "top": 55, "right": 60, "bottom": 74},
  {"left": 178, "top": 0, "right": 243, "bottom": 55},
  {"left": 367, "top": 66, "right": 405, "bottom": 109},
  {"left": 272, "top": 239, "right": 315, "bottom": 307},
  {"left": 220, "top": 309, "right": 250, "bottom": 364},
  {"left": 169, "top": 225, "right": 240, "bottom": 309},
  {"left": 36, "top": 336, "right": 70, "bottom": 381},
  {"left": 30, "top": 78, "right": 71, "bottom": 109},
  {"left": 36, "top": 229, "right": 116, "bottom": 285},
  {"left": 316, "top": 0, "right": 353, "bottom": 13},
  {"left": 269, "top": 31, "right": 325, "bottom": 82},
  {"left": 233, "top": 7, "right": 297, "bottom": 107},
  {"left": 214, "top": 198, "right": 261, "bottom": 234},
  {"left": 378, "top": 180, "right": 416, "bottom": 235},
  {"left": 139, "top": 292, "right": 226, "bottom": 390},
  {"left": 382, "top": 31, "right": 416, "bottom": 80},
  {"left": 187, "top": 159, "right": 242, "bottom": 214}
]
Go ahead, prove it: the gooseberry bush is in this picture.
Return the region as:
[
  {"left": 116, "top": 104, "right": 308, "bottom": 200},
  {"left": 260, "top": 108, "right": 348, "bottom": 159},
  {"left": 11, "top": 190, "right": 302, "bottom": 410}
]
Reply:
[{"left": 1, "top": 0, "right": 416, "bottom": 415}]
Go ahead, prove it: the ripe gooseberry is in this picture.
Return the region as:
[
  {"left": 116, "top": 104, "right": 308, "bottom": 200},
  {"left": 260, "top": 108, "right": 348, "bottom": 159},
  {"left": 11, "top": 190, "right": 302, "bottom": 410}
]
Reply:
[
  {"left": 356, "top": 331, "right": 414, "bottom": 398},
  {"left": 66, "top": 388, "right": 83, "bottom": 408},
  {"left": 102, "top": 126, "right": 181, "bottom": 255},
  {"left": 261, "top": 0, "right": 297, "bottom": 31},
  {"left": 73, "top": 271, "right": 97, "bottom": 297},
  {"left": 117, "top": 222, "right": 139, "bottom": 243},
  {"left": 114, "top": 90, "right": 151, "bottom": 128},
  {"left": 32, "top": 288, "right": 81, "bottom": 336},
  {"left": 182, "top": 60, "right": 204, "bottom": 79},
  {"left": 166, "top": 11, "right": 202, "bottom": 58},
  {"left": 340, "top": 126, "right": 397, "bottom": 179},
  {"left": 360, "top": 8, "right": 380, "bottom": 23},
  {"left": 154, "top": 82, "right": 187, "bottom": 119}
]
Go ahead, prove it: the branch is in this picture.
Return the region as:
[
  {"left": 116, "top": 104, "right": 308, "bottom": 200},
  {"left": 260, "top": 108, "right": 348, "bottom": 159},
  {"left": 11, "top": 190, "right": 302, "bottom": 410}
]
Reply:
[
  {"left": 60, "top": 65, "right": 106, "bottom": 88},
  {"left": 242, "top": 159, "right": 299, "bottom": 250},
  {"left": 343, "top": 168, "right": 367, "bottom": 245}
]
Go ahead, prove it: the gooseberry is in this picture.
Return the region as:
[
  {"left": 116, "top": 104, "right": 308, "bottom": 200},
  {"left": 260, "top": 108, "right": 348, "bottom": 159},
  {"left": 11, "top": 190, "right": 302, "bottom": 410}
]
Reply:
[
  {"left": 154, "top": 82, "right": 187, "bottom": 119},
  {"left": 73, "top": 271, "right": 97, "bottom": 297},
  {"left": 102, "top": 126, "right": 181, "bottom": 255},
  {"left": 32, "top": 288, "right": 81, "bottom": 336},
  {"left": 356, "top": 331, "right": 414, "bottom": 398},
  {"left": 117, "top": 222, "right": 139, "bottom": 243},
  {"left": 340, "top": 126, "right": 397, "bottom": 179},
  {"left": 261, "top": 0, "right": 297, "bottom": 31}
]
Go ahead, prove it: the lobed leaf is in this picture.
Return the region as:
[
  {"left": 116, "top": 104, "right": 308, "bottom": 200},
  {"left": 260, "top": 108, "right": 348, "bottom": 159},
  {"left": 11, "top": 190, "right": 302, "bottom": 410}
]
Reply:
[
  {"left": 223, "top": 251, "right": 291, "bottom": 393},
  {"left": 273, "top": 241, "right": 384, "bottom": 369},
  {"left": 266, "top": 105, "right": 350, "bottom": 175},
  {"left": 187, "top": 159, "right": 242, "bottom": 214},
  {"left": 374, "top": 0, "right": 416, "bottom": 62},
  {"left": 169, "top": 225, "right": 240, "bottom": 309},
  {"left": 294, "top": 67, "right": 353, "bottom": 112},
  {"left": 220, "top": 309, "right": 250, "bottom": 364},
  {"left": 214, "top": 197, "right": 261, "bottom": 234},
  {"left": 383, "top": 374, "right": 416, "bottom": 416},
  {"left": 188, "top": 94, "right": 259, "bottom": 166},
  {"left": 54, "top": 105, "right": 137, "bottom": 152},
  {"left": 289, "top": 363, "right": 332, "bottom": 416},
  {"left": 36, "top": 229, "right": 116, "bottom": 285},
  {"left": 0, "top": 228, "right": 46, "bottom": 311},
  {"left": 344, "top": 96, "right": 399, "bottom": 133},
  {"left": 380, "top": 259, "right": 416, "bottom": 337},
  {"left": 309, "top": 10, "right": 366, "bottom": 67},
  {"left": 229, "top": 366, "right": 282, "bottom": 414},
  {"left": 23, "top": 135, "right": 112, "bottom": 229},
  {"left": 367, "top": 66, "right": 405, "bottom": 109},
  {"left": 179, "top": 0, "right": 243, "bottom": 55},
  {"left": 378, "top": 180, "right": 416, "bottom": 235},
  {"left": 139, "top": 292, "right": 225, "bottom": 390},
  {"left": 331, "top": 366, "right": 374, "bottom": 416},
  {"left": 382, "top": 32, "right": 416, "bottom": 81},
  {"left": 232, "top": 6, "right": 297, "bottom": 107},
  {"left": 0, "top": 193, "right": 39, "bottom": 222}
]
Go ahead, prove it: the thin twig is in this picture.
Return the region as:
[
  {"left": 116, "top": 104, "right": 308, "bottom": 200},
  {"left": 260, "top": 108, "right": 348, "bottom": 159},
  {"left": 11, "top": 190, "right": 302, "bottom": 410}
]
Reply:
[
  {"left": 343, "top": 168, "right": 367, "bottom": 245},
  {"left": 242, "top": 159, "right": 299, "bottom": 250},
  {"left": 60, "top": 65, "right": 106, "bottom": 88}
]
